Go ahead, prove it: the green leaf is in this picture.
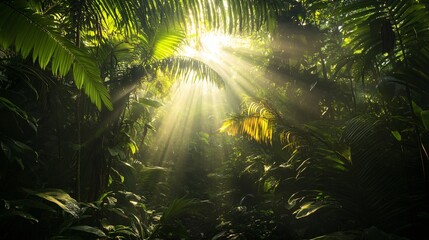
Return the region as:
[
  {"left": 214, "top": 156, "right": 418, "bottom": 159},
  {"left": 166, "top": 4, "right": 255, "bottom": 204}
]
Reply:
[
  {"left": 151, "top": 26, "right": 185, "bottom": 61},
  {"left": 160, "top": 198, "right": 199, "bottom": 223},
  {"left": 309, "top": 231, "right": 359, "bottom": 240},
  {"left": 68, "top": 225, "right": 107, "bottom": 237},
  {"left": 139, "top": 98, "right": 164, "bottom": 108},
  {"left": 160, "top": 56, "right": 225, "bottom": 88},
  {"left": 0, "top": 3, "right": 112, "bottom": 111},
  {"left": 391, "top": 131, "right": 402, "bottom": 141},
  {"left": 108, "top": 147, "right": 122, "bottom": 157},
  {"left": 24, "top": 189, "right": 80, "bottom": 218},
  {"left": 0, "top": 209, "right": 39, "bottom": 223},
  {"left": 293, "top": 201, "right": 329, "bottom": 219},
  {"left": 421, "top": 111, "right": 429, "bottom": 130},
  {"left": 412, "top": 101, "right": 423, "bottom": 116},
  {"left": 0, "top": 97, "right": 37, "bottom": 131}
]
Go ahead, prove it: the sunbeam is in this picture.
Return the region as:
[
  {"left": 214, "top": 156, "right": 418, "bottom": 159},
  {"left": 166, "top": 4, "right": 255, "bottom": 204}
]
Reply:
[
  {"left": 144, "top": 32, "right": 264, "bottom": 164},
  {"left": 143, "top": 31, "right": 281, "bottom": 170}
]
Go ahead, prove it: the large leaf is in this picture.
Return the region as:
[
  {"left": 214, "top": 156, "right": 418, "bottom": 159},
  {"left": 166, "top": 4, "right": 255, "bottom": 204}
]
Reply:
[
  {"left": 0, "top": 2, "right": 112, "bottom": 111},
  {"left": 68, "top": 225, "right": 107, "bottom": 237},
  {"left": 24, "top": 188, "right": 81, "bottom": 218}
]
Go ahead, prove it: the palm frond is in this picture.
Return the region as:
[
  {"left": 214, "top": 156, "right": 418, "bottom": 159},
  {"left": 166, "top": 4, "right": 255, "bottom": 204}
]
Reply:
[
  {"left": 92, "top": 0, "right": 141, "bottom": 34},
  {"left": 341, "top": 0, "right": 429, "bottom": 68},
  {"left": 0, "top": 3, "right": 112, "bottom": 110},
  {"left": 338, "top": 115, "right": 411, "bottom": 228},
  {"left": 150, "top": 26, "right": 186, "bottom": 61},
  {"left": 287, "top": 116, "right": 413, "bottom": 230},
  {"left": 220, "top": 98, "right": 279, "bottom": 144},
  {"left": 160, "top": 56, "right": 224, "bottom": 88},
  {"left": 220, "top": 115, "right": 274, "bottom": 145},
  {"left": 139, "top": 0, "right": 286, "bottom": 34}
]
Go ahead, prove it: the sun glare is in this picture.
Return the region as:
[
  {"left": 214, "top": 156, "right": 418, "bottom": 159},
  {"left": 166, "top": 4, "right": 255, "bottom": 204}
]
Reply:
[
  {"left": 146, "top": 30, "right": 279, "bottom": 169},
  {"left": 199, "top": 33, "right": 232, "bottom": 61}
]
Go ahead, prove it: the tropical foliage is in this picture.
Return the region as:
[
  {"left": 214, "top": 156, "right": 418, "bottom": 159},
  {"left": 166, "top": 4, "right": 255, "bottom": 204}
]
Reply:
[{"left": 1, "top": 0, "right": 429, "bottom": 239}]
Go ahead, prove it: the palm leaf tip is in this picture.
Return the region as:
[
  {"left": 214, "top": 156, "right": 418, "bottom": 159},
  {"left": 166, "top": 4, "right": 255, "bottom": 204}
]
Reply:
[{"left": 161, "top": 56, "right": 225, "bottom": 88}]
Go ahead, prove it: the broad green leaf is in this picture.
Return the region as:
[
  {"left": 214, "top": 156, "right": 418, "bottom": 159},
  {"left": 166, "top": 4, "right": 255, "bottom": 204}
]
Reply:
[
  {"left": 412, "top": 101, "right": 423, "bottom": 117},
  {"left": 24, "top": 189, "right": 80, "bottom": 218},
  {"left": 293, "top": 201, "right": 328, "bottom": 219},
  {"left": 108, "top": 147, "right": 122, "bottom": 157},
  {"left": 0, "top": 209, "right": 39, "bottom": 223},
  {"left": 68, "top": 225, "right": 107, "bottom": 237},
  {"left": 139, "top": 98, "right": 164, "bottom": 108},
  {"left": 420, "top": 110, "right": 429, "bottom": 130}
]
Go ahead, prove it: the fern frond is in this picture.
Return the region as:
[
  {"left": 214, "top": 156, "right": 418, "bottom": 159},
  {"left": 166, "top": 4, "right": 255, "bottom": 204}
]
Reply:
[{"left": 0, "top": 3, "right": 112, "bottom": 111}]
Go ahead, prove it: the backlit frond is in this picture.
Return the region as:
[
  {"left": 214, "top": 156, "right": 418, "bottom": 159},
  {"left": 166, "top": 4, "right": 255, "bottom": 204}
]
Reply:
[
  {"left": 245, "top": 99, "right": 276, "bottom": 119},
  {"left": 220, "top": 115, "right": 274, "bottom": 145},
  {"left": 220, "top": 98, "right": 279, "bottom": 144},
  {"left": 151, "top": 26, "right": 186, "bottom": 61},
  {"left": 160, "top": 56, "right": 224, "bottom": 88},
  {"left": 139, "top": 0, "right": 285, "bottom": 34}
]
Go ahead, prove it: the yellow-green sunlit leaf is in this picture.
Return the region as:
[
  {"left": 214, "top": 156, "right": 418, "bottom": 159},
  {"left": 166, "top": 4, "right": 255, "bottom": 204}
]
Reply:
[
  {"left": 220, "top": 115, "right": 274, "bottom": 145},
  {"left": 24, "top": 188, "right": 80, "bottom": 218},
  {"left": 151, "top": 26, "right": 186, "bottom": 61},
  {"left": 293, "top": 201, "right": 329, "bottom": 219}
]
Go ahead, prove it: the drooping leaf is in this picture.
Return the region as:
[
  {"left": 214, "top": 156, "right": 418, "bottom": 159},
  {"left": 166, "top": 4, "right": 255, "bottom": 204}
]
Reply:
[
  {"left": 24, "top": 188, "right": 81, "bottom": 218},
  {"left": 0, "top": 3, "right": 112, "bottom": 111},
  {"left": 0, "top": 209, "right": 39, "bottom": 223},
  {"left": 160, "top": 56, "right": 225, "bottom": 88},
  {"left": 68, "top": 225, "right": 107, "bottom": 237}
]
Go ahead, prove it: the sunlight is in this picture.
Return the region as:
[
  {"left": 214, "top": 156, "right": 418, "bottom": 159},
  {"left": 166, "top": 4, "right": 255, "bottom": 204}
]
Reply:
[
  {"left": 145, "top": 80, "right": 230, "bottom": 167},
  {"left": 146, "top": 30, "right": 277, "bottom": 169},
  {"left": 182, "top": 32, "right": 234, "bottom": 63},
  {"left": 199, "top": 33, "right": 232, "bottom": 62}
]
